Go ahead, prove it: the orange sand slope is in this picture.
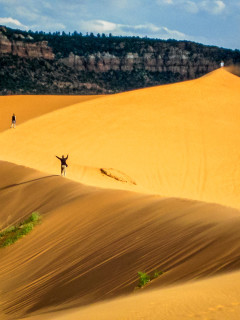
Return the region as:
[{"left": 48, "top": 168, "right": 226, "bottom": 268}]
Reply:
[
  {"left": 0, "top": 95, "right": 101, "bottom": 132},
  {"left": 0, "top": 68, "right": 240, "bottom": 207},
  {"left": 1, "top": 68, "right": 240, "bottom": 320},
  {"left": 1, "top": 161, "right": 240, "bottom": 320},
  {"left": 22, "top": 270, "right": 240, "bottom": 320}
]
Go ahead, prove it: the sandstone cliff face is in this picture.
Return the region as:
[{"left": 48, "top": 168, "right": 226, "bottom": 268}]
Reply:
[
  {"left": 59, "top": 46, "right": 218, "bottom": 80},
  {"left": 0, "top": 31, "right": 54, "bottom": 60},
  {"left": 0, "top": 26, "right": 239, "bottom": 95}
]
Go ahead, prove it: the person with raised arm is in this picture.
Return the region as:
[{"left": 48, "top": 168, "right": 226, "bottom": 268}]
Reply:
[{"left": 56, "top": 154, "right": 68, "bottom": 176}]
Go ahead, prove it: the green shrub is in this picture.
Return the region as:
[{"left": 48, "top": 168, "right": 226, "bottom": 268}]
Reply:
[
  {"left": 0, "top": 225, "right": 16, "bottom": 237},
  {"left": 19, "top": 223, "right": 34, "bottom": 235},
  {"left": 138, "top": 271, "right": 151, "bottom": 287},
  {"left": 2, "top": 237, "right": 16, "bottom": 247},
  {"left": 153, "top": 270, "right": 164, "bottom": 279},
  {"left": 137, "top": 270, "right": 164, "bottom": 288},
  {"left": 24, "top": 212, "right": 41, "bottom": 224},
  {"left": 0, "top": 212, "right": 41, "bottom": 248}
]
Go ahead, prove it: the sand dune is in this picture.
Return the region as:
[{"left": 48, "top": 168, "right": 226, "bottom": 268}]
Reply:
[
  {"left": 1, "top": 68, "right": 240, "bottom": 320},
  {"left": 20, "top": 270, "right": 240, "bottom": 320},
  {"left": 0, "top": 69, "right": 240, "bottom": 207},
  {"left": 1, "top": 161, "right": 240, "bottom": 319},
  {"left": 0, "top": 95, "right": 101, "bottom": 132}
]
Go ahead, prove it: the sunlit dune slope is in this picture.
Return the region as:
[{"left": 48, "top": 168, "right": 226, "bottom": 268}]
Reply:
[
  {"left": 1, "top": 162, "right": 240, "bottom": 320},
  {"left": 22, "top": 271, "right": 240, "bottom": 320},
  {"left": 0, "top": 95, "right": 101, "bottom": 132},
  {"left": 0, "top": 68, "right": 240, "bottom": 208}
]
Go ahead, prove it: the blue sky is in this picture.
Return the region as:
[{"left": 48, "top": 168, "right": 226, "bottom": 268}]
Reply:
[{"left": 0, "top": 0, "right": 239, "bottom": 50}]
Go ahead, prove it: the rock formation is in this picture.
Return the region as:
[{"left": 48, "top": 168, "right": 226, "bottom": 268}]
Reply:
[
  {"left": 0, "top": 26, "right": 239, "bottom": 95},
  {"left": 0, "top": 31, "right": 54, "bottom": 60}
]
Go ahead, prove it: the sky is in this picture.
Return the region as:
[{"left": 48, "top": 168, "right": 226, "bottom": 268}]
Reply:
[{"left": 0, "top": 0, "right": 239, "bottom": 50}]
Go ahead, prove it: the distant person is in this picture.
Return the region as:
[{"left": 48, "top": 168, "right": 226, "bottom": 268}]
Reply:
[
  {"left": 56, "top": 154, "right": 68, "bottom": 176},
  {"left": 11, "top": 113, "right": 16, "bottom": 128},
  {"left": 220, "top": 61, "right": 224, "bottom": 68}
]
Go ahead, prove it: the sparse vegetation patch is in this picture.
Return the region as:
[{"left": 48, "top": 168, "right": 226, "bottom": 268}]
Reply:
[
  {"left": 0, "top": 212, "right": 41, "bottom": 248},
  {"left": 137, "top": 270, "right": 164, "bottom": 288},
  {"left": 138, "top": 272, "right": 151, "bottom": 287}
]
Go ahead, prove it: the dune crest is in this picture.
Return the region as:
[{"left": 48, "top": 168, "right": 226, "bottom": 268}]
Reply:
[
  {"left": 1, "top": 161, "right": 240, "bottom": 320},
  {"left": 0, "top": 69, "right": 240, "bottom": 207},
  {"left": 0, "top": 95, "right": 101, "bottom": 132},
  {"left": 1, "top": 69, "right": 240, "bottom": 320}
]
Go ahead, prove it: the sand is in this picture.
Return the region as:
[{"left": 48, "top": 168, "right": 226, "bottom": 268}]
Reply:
[
  {"left": 20, "top": 271, "right": 240, "bottom": 320},
  {"left": 1, "top": 68, "right": 240, "bottom": 320},
  {"left": 0, "top": 68, "right": 240, "bottom": 206},
  {"left": 0, "top": 95, "right": 101, "bottom": 132}
]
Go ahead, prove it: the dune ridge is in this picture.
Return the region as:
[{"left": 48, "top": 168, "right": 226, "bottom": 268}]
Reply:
[
  {"left": 1, "top": 68, "right": 240, "bottom": 319},
  {"left": 1, "top": 161, "right": 240, "bottom": 320},
  {"left": 0, "top": 69, "right": 240, "bottom": 207},
  {"left": 0, "top": 95, "right": 102, "bottom": 132}
]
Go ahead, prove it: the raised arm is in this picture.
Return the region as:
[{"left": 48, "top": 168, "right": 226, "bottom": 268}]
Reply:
[
  {"left": 66, "top": 155, "right": 68, "bottom": 160},
  {"left": 56, "top": 156, "right": 61, "bottom": 160}
]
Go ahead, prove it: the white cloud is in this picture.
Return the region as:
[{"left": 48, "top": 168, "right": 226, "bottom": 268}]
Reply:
[
  {"left": 156, "top": 0, "right": 226, "bottom": 14},
  {"left": 79, "top": 19, "right": 189, "bottom": 40},
  {"left": 0, "top": 17, "right": 27, "bottom": 28},
  {"left": 81, "top": 20, "right": 117, "bottom": 33},
  {"left": 136, "top": 24, "right": 160, "bottom": 32},
  {"left": 0, "top": 1, "right": 66, "bottom": 32},
  {"left": 200, "top": 0, "right": 226, "bottom": 14},
  {"left": 161, "top": 26, "right": 187, "bottom": 38},
  {"left": 183, "top": 1, "right": 199, "bottom": 13}
]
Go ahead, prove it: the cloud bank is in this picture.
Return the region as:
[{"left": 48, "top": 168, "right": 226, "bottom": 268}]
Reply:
[
  {"left": 0, "top": 17, "right": 27, "bottom": 29},
  {"left": 79, "top": 20, "right": 189, "bottom": 40},
  {"left": 0, "top": 0, "right": 239, "bottom": 49},
  {"left": 157, "top": 0, "right": 226, "bottom": 14}
]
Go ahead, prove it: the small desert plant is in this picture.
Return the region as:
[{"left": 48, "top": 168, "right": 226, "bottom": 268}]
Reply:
[
  {"left": 24, "top": 212, "right": 40, "bottom": 224},
  {"left": 137, "top": 269, "right": 164, "bottom": 288},
  {"left": 153, "top": 270, "right": 164, "bottom": 279},
  {"left": 0, "top": 225, "right": 16, "bottom": 237},
  {"left": 137, "top": 271, "right": 151, "bottom": 287},
  {"left": 0, "top": 212, "right": 41, "bottom": 248}
]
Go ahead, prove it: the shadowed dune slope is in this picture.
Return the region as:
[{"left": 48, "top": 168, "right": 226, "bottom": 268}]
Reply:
[
  {"left": 21, "top": 271, "right": 240, "bottom": 320},
  {"left": 0, "top": 95, "right": 101, "bottom": 132},
  {"left": 1, "top": 162, "right": 240, "bottom": 320},
  {"left": 0, "top": 69, "right": 240, "bottom": 207}
]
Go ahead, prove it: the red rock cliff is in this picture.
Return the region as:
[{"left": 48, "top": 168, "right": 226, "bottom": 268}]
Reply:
[{"left": 0, "top": 31, "right": 54, "bottom": 60}]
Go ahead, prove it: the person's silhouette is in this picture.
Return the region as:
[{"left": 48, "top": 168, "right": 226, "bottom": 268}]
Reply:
[
  {"left": 11, "top": 113, "right": 16, "bottom": 128},
  {"left": 56, "top": 155, "right": 68, "bottom": 176}
]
